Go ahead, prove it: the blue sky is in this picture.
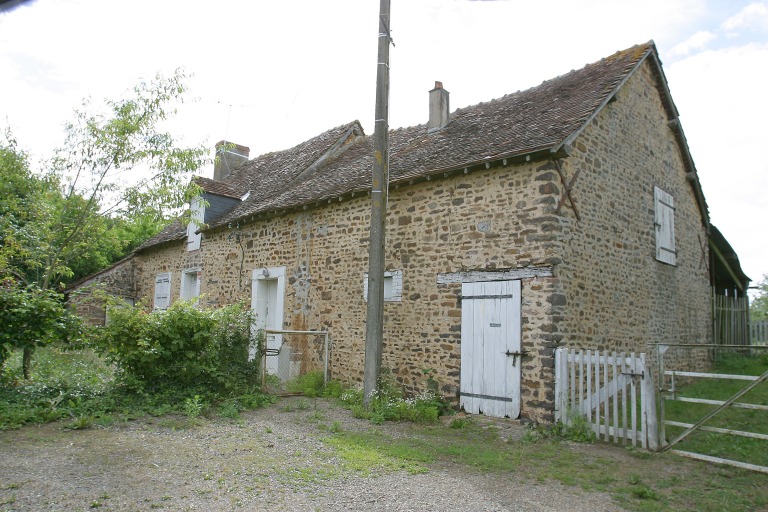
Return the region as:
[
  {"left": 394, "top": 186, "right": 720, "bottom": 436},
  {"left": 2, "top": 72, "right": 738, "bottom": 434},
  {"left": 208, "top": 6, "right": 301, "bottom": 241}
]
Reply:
[{"left": 1, "top": 0, "right": 766, "bottom": 289}]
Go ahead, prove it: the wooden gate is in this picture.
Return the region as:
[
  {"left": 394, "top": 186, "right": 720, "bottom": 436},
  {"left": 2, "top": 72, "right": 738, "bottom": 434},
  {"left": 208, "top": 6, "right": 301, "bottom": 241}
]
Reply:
[
  {"left": 555, "top": 349, "right": 658, "bottom": 449},
  {"left": 657, "top": 343, "right": 768, "bottom": 474},
  {"left": 460, "top": 280, "right": 521, "bottom": 418}
]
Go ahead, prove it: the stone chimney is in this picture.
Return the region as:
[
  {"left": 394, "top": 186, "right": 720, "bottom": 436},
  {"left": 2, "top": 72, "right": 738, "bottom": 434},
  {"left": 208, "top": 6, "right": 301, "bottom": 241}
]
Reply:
[
  {"left": 427, "top": 81, "right": 450, "bottom": 132},
  {"left": 213, "top": 141, "right": 250, "bottom": 181}
]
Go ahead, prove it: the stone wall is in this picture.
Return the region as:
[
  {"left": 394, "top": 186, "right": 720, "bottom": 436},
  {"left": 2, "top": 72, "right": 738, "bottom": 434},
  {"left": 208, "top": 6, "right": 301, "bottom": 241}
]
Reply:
[
  {"left": 555, "top": 60, "right": 711, "bottom": 366},
  {"left": 135, "top": 159, "right": 565, "bottom": 421},
  {"left": 134, "top": 241, "right": 202, "bottom": 310},
  {"left": 66, "top": 256, "right": 137, "bottom": 325}
]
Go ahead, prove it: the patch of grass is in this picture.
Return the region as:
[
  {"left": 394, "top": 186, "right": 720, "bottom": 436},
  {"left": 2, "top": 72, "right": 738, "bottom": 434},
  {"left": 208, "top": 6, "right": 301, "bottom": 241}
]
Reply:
[
  {"left": 325, "top": 432, "right": 429, "bottom": 475},
  {"left": 321, "top": 420, "right": 767, "bottom": 512},
  {"left": 522, "top": 411, "right": 596, "bottom": 444},
  {"left": 307, "top": 410, "right": 325, "bottom": 422},
  {"left": 183, "top": 395, "right": 205, "bottom": 418},
  {"left": 65, "top": 415, "right": 95, "bottom": 430},
  {"left": 217, "top": 400, "right": 241, "bottom": 420},
  {"left": 286, "top": 371, "right": 326, "bottom": 397},
  {"left": 0, "top": 346, "right": 115, "bottom": 430},
  {"left": 449, "top": 416, "right": 473, "bottom": 429}
]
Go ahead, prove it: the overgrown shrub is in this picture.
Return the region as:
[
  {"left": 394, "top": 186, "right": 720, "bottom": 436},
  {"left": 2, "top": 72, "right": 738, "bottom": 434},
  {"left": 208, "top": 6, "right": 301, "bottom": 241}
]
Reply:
[{"left": 93, "top": 300, "right": 260, "bottom": 395}]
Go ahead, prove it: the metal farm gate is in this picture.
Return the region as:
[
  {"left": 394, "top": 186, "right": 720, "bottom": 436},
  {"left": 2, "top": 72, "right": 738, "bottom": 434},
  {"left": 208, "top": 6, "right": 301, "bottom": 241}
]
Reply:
[
  {"left": 656, "top": 343, "right": 768, "bottom": 474},
  {"left": 261, "top": 329, "right": 330, "bottom": 394}
]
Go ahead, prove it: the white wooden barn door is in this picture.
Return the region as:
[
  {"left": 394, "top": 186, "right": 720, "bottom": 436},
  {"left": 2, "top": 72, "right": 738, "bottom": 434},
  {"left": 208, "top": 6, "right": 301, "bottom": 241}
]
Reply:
[{"left": 460, "top": 280, "right": 522, "bottom": 418}]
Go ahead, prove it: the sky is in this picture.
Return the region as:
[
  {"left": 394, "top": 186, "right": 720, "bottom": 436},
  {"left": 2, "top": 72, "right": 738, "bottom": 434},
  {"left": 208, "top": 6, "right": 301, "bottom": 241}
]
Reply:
[{"left": 0, "top": 0, "right": 766, "bottom": 292}]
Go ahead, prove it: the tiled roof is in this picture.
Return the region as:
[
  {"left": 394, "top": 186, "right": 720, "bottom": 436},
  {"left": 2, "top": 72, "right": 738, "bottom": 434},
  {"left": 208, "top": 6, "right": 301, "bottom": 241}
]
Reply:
[
  {"left": 139, "top": 41, "right": 672, "bottom": 251},
  {"left": 194, "top": 176, "right": 245, "bottom": 199},
  {"left": 136, "top": 121, "right": 364, "bottom": 249}
]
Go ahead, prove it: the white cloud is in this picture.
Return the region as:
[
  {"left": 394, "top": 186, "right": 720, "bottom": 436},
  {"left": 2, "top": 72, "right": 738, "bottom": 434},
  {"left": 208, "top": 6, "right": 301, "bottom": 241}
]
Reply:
[
  {"left": 722, "top": 1, "right": 768, "bottom": 32},
  {"left": 668, "top": 30, "right": 716, "bottom": 56}
]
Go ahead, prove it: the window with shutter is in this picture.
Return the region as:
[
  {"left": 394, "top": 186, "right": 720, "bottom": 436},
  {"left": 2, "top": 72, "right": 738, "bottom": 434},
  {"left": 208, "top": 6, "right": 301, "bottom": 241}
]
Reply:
[
  {"left": 186, "top": 197, "right": 204, "bottom": 251},
  {"left": 181, "top": 268, "right": 201, "bottom": 304},
  {"left": 363, "top": 270, "right": 403, "bottom": 302},
  {"left": 154, "top": 272, "right": 172, "bottom": 310},
  {"left": 654, "top": 186, "right": 676, "bottom": 265}
]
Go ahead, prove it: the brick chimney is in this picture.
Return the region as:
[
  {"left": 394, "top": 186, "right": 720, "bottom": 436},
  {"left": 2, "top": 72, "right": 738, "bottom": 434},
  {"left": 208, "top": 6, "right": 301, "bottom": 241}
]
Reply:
[
  {"left": 213, "top": 141, "right": 250, "bottom": 181},
  {"left": 427, "top": 81, "right": 450, "bottom": 132}
]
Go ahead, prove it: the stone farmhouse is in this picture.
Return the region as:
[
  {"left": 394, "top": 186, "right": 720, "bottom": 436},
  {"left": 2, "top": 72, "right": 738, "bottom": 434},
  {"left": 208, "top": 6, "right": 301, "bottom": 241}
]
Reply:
[{"left": 68, "top": 41, "right": 748, "bottom": 422}]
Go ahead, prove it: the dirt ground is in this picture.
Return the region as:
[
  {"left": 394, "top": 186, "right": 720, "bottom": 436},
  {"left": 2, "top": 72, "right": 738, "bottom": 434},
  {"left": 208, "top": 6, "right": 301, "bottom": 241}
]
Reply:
[{"left": 0, "top": 397, "right": 637, "bottom": 512}]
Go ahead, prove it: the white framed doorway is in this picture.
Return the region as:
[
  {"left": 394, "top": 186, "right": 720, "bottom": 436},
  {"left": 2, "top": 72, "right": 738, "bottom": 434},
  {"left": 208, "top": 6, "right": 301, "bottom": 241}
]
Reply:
[{"left": 250, "top": 266, "right": 286, "bottom": 374}]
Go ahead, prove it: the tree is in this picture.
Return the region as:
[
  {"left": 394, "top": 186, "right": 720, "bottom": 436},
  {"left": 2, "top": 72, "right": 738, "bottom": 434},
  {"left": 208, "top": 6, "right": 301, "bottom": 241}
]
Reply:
[
  {"left": 40, "top": 69, "right": 207, "bottom": 289},
  {"left": 0, "top": 70, "right": 207, "bottom": 376},
  {"left": 0, "top": 134, "right": 52, "bottom": 285},
  {"left": 1, "top": 70, "right": 206, "bottom": 288},
  {"left": 751, "top": 274, "right": 768, "bottom": 321},
  {"left": 0, "top": 278, "right": 80, "bottom": 378}
]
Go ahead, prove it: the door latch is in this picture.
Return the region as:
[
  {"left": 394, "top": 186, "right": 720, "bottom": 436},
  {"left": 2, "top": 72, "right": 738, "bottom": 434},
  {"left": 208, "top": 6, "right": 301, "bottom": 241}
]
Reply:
[{"left": 504, "top": 350, "right": 524, "bottom": 366}]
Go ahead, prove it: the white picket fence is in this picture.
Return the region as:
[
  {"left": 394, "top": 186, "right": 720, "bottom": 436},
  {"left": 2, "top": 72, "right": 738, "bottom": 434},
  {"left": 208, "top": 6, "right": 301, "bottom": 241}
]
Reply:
[{"left": 555, "top": 349, "right": 658, "bottom": 450}]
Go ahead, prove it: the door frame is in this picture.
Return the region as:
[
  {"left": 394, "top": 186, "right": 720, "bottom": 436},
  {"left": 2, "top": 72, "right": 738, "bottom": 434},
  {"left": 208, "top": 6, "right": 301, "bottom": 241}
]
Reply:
[
  {"left": 250, "top": 266, "right": 286, "bottom": 361},
  {"left": 460, "top": 279, "right": 522, "bottom": 418}
]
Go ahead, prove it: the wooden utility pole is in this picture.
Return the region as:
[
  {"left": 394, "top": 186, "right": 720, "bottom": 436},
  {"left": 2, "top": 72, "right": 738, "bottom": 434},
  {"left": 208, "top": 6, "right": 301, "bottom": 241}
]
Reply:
[{"left": 364, "top": 0, "right": 392, "bottom": 404}]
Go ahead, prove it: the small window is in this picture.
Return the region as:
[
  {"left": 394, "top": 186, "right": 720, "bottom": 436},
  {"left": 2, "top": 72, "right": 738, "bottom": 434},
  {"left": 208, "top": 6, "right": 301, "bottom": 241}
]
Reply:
[
  {"left": 364, "top": 270, "right": 403, "bottom": 302},
  {"left": 186, "top": 197, "right": 204, "bottom": 251},
  {"left": 181, "top": 268, "right": 201, "bottom": 303},
  {"left": 654, "top": 186, "right": 676, "bottom": 265},
  {"left": 154, "top": 272, "right": 172, "bottom": 310}
]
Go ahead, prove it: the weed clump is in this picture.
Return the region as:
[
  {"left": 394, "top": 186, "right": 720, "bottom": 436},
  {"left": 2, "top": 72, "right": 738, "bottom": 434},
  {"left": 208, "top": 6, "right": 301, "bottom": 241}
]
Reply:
[
  {"left": 339, "top": 368, "right": 452, "bottom": 424},
  {"left": 523, "top": 410, "right": 596, "bottom": 444}
]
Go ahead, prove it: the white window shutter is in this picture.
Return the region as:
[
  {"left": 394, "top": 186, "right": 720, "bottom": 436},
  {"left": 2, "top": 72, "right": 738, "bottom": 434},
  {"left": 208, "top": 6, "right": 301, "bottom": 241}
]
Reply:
[
  {"left": 186, "top": 197, "right": 204, "bottom": 251},
  {"left": 364, "top": 270, "right": 403, "bottom": 302},
  {"left": 154, "top": 272, "right": 172, "bottom": 310},
  {"left": 654, "top": 187, "right": 676, "bottom": 265}
]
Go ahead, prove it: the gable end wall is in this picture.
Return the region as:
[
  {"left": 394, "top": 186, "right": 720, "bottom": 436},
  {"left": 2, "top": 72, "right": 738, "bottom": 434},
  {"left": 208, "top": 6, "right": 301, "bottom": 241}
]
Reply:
[{"left": 556, "top": 59, "right": 711, "bottom": 362}]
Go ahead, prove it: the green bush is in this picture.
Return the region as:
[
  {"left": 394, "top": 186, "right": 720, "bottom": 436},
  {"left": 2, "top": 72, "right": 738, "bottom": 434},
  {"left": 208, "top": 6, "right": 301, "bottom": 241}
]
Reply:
[{"left": 92, "top": 300, "right": 260, "bottom": 395}]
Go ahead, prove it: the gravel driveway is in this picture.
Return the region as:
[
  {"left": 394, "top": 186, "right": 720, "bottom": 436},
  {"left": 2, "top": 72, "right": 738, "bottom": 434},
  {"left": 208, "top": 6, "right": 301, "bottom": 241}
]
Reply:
[{"left": 0, "top": 397, "right": 624, "bottom": 511}]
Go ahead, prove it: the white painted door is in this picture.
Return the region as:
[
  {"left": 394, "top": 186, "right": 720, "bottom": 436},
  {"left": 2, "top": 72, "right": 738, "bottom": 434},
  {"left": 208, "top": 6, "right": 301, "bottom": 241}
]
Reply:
[
  {"left": 250, "top": 267, "right": 286, "bottom": 370},
  {"left": 460, "top": 280, "right": 522, "bottom": 418}
]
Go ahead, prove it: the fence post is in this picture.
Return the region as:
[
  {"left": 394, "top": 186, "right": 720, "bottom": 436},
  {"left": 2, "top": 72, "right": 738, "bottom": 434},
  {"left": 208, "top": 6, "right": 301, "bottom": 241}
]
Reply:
[
  {"left": 554, "top": 348, "right": 564, "bottom": 423},
  {"left": 642, "top": 353, "right": 659, "bottom": 451}
]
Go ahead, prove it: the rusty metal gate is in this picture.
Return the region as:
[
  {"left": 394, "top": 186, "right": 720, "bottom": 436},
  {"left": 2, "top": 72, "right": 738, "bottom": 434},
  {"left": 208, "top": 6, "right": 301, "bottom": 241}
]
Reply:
[{"left": 261, "top": 329, "right": 330, "bottom": 395}]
